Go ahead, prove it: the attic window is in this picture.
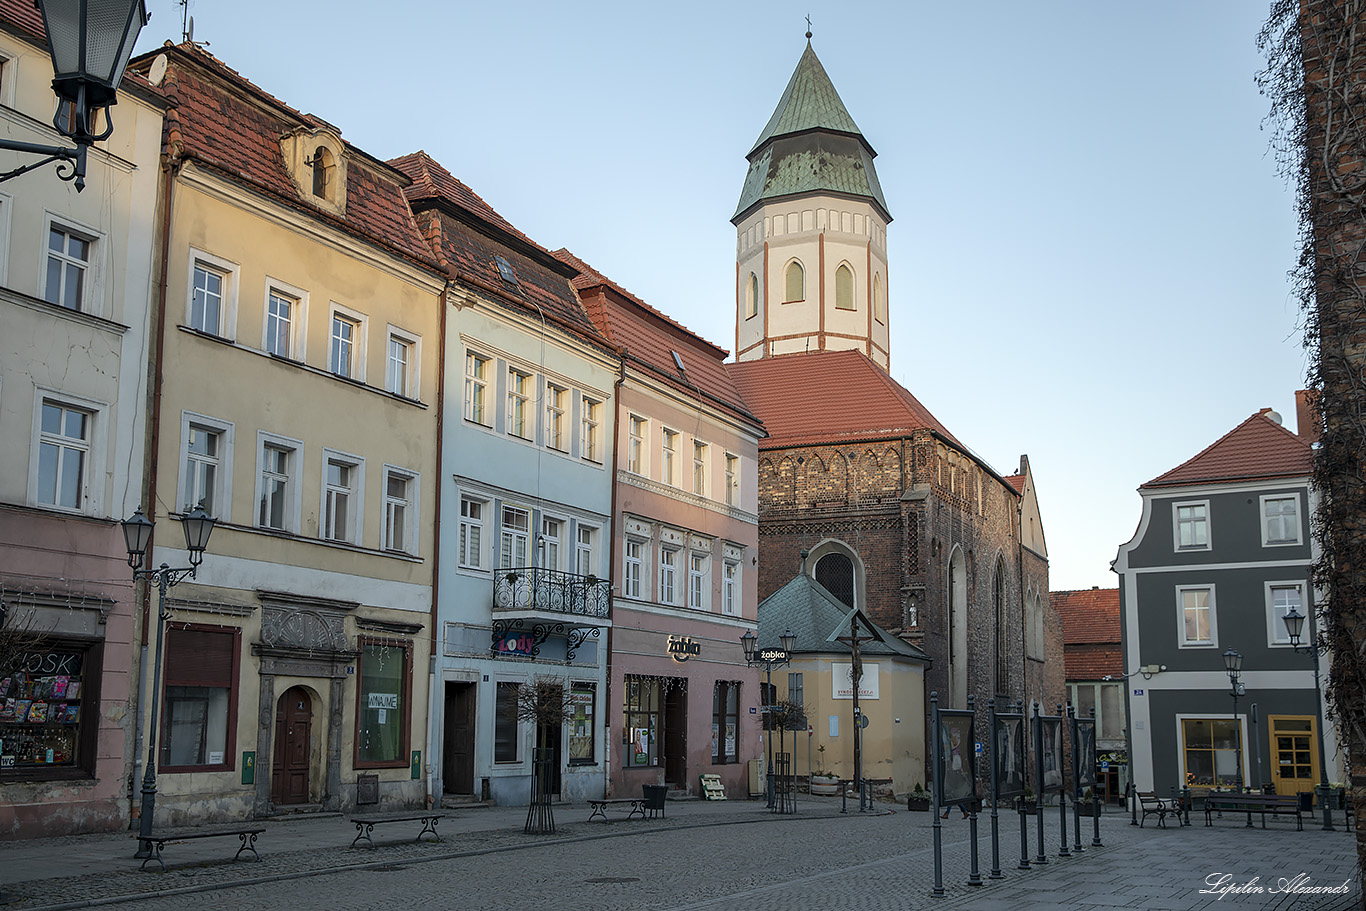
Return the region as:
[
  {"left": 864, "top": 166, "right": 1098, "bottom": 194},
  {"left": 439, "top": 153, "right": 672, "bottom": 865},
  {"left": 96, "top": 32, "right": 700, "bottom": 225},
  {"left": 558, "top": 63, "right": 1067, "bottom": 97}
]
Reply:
[
  {"left": 494, "top": 255, "right": 519, "bottom": 288},
  {"left": 671, "top": 350, "right": 688, "bottom": 381},
  {"left": 311, "top": 146, "right": 335, "bottom": 199}
]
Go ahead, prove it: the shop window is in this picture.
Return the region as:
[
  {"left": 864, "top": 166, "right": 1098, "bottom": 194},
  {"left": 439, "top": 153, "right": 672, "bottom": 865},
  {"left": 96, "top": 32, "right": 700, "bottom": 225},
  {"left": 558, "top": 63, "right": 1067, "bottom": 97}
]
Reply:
[
  {"left": 356, "top": 640, "right": 410, "bottom": 767},
  {"left": 1181, "top": 717, "right": 1242, "bottom": 787},
  {"left": 494, "top": 681, "right": 520, "bottom": 763},
  {"left": 162, "top": 626, "right": 239, "bottom": 770},
  {"left": 712, "top": 681, "right": 740, "bottom": 764},
  {"left": 0, "top": 645, "right": 97, "bottom": 775},
  {"left": 623, "top": 675, "right": 661, "bottom": 767},
  {"left": 568, "top": 684, "right": 595, "bottom": 765}
]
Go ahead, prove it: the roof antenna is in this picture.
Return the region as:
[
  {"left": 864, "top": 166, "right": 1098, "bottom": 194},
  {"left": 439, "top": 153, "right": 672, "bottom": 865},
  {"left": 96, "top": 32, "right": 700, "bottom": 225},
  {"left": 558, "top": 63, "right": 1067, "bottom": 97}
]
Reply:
[
  {"left": 182, "top": 1, "right": 210, "bottom": 48},
  {"left": 805, "top": 14, "right": 812, "bottom": 40}
]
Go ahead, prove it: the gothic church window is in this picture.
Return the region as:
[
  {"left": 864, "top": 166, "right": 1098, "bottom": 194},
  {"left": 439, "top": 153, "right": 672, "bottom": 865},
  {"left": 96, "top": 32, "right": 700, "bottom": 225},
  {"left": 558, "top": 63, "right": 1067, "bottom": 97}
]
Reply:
[
  {"left": 835, "top": 264, "right": 854, "bottom": 310},
  {"left": 784, "top": 261, "right": 805, "bottom": 303},
  {"left": 815, "top": 552, "right": 854, "bottom": 608}
]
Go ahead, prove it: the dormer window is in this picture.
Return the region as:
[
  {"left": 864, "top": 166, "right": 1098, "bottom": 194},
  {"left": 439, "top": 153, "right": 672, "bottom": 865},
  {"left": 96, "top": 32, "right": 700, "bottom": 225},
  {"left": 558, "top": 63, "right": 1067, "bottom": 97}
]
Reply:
[
  {"left": 311, "top": 146, "right": 334, "bottom": 199},
  {"left": 494, "top": 255, "right": 519, "bottom": 288}
]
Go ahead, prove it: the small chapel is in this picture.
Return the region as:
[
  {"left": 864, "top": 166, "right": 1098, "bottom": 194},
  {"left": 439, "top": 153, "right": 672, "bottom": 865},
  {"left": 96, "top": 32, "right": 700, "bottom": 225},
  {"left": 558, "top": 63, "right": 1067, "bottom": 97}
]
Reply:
[{"left": 726, "top": 38, "right": 1064, "bottom": 729}]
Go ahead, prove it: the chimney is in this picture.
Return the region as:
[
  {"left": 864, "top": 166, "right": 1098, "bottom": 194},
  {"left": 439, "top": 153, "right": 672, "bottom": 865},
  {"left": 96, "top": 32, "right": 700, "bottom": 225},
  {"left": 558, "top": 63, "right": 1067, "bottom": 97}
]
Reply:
[{"left": 1295, "top": 389, "right": 1321, "bottom": 444}]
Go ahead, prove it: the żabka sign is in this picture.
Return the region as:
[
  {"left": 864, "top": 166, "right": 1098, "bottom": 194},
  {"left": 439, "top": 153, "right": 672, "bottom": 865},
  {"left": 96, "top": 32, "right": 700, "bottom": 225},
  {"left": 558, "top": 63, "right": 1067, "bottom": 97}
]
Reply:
[{"left": 668, "top": 635, "right": 701, "bottom": 662}]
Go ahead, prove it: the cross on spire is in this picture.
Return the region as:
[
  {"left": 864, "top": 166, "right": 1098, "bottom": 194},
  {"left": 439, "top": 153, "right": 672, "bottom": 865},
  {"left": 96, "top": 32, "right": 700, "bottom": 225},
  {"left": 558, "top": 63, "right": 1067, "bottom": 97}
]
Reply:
[{"left": 805, "top": 14, "right": 812, "bottom": 39}]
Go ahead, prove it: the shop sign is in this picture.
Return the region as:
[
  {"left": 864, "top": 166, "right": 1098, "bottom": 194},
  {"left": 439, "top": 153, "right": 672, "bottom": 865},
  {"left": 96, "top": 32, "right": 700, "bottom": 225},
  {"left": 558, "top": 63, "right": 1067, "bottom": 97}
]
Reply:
[
  {"left": 496, "top": 633, "right": 537, "bottom": 657},
  {"left": 368, "top": 693, "right": 398, "bottom": 710},
  {"left": 667, "top": 635, "right": 701, "bottom": 662},
  {"left": 757, "top": 648, "right": 788, "bottom": 663}
]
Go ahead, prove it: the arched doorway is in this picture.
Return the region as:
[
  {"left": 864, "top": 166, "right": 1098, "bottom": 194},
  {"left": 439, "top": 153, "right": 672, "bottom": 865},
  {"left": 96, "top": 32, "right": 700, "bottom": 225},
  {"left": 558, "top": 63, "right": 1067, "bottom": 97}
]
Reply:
[
  {"left": 272, "top": 686, "right": 312, "bottom": 805},
  {"left": 948, "top": 548, "right": 968, "bottom": 708}
]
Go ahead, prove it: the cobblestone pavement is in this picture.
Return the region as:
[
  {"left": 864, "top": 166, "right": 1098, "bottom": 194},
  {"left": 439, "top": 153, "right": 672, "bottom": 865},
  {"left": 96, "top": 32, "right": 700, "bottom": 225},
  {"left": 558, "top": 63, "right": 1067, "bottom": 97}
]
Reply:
[{"left": 0, "top": 804, "right": 1359, "bottom": 911}]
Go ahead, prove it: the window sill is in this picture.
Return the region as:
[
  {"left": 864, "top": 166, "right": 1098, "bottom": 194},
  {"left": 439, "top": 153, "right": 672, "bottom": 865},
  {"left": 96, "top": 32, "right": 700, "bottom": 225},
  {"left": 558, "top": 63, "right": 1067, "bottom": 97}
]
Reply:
[{"left": 224, "top": 521, "right": 423, "bottom": 563}]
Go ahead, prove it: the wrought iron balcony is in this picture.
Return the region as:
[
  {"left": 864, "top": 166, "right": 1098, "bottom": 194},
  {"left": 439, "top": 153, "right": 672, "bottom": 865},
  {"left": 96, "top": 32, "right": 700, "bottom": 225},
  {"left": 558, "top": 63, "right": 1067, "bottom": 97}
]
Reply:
[{"left": 492, "top": 567, "right": 612, "bottom": 622}]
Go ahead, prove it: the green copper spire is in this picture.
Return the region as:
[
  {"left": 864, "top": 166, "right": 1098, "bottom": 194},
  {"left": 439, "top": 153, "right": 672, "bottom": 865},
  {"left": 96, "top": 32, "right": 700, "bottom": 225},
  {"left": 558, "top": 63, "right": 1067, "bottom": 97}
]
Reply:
[{"left": 734, "top": 42, "right": 891, "bottom": 224}]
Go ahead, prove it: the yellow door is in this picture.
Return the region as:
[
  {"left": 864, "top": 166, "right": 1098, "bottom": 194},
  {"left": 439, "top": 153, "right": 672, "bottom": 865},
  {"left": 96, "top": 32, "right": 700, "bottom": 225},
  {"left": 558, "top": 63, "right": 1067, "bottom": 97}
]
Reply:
[{"left": 1268, "top": 715, "right": 1318, "bottom": 796}]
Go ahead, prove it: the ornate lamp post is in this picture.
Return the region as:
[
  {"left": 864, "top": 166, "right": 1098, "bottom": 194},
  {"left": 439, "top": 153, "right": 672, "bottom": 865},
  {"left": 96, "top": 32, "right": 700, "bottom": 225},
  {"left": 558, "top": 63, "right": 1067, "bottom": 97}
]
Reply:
[
  {"left": 740, "top": 627, "right": 795, "bottom": 808},
  {"left": 123, "top": 504, "right": 215, "bottom": 856},
  {"left": 0, "top": 0, "right": 148, "bottom": 190},
  {"left": 1222, "top": 648, "right": 1245, "bottom": 793},
  {"left": 1283, "top": 601, "right": 1336, "bottom": 831}
]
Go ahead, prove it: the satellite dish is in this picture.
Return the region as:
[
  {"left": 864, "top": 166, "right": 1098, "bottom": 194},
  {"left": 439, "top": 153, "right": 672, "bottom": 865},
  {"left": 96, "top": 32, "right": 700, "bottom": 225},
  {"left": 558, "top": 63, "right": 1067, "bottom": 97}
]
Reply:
[
  {"left": 187, "top": 16, "right": 194, "bottom": 43},
  {"left": 147, "top": 53, "right": 168, "bottom": 86}
]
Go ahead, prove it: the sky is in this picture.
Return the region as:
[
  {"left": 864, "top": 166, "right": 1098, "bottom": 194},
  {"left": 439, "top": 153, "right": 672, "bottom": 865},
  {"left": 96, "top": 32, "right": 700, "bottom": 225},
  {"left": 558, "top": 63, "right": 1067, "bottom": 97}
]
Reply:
[{"left": 131, "top": 1, "right": 1307, "bottom": 592}]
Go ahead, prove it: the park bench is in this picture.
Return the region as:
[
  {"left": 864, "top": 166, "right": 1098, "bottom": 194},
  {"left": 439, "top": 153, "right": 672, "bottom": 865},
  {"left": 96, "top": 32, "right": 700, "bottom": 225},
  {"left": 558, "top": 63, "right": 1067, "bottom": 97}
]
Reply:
[
  {"left": 348, "top": 811, "right": 446, "bottom": 849},
  {"left": 1136, "top": 791, "right": 1172, "bottom": 828},
  {"left": 1204, "top": 793, "right": 1302, "bottom": 830},
  {"left": 586, "top": 797, "right": 646, "bottom": 822},
  {"left": 137, "top": 825, "right": 265, "bottom": 872}
]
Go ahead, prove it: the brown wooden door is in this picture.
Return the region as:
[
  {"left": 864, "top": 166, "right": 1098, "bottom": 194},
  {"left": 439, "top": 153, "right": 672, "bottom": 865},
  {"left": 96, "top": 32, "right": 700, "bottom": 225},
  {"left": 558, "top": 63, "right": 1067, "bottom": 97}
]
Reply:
[
  {"left": 664, "top": 681, "right": 687, "bottom": 788},
  {"left": 271, "top": 687, "right": 312, "bottom": 805},
  {"left": 443, "top": 682, "right": 475, "bottom": 794}
]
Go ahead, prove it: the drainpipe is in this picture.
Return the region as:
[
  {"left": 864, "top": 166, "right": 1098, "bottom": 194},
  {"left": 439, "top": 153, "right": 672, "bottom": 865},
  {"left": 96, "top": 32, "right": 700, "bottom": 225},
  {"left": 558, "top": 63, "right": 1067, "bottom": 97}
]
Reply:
[
  {"left": 425, "top": 270, "right": 455, "bottom": 807},
  {"left": 603, "top": 339, "right": 626, "bottom": 798}
]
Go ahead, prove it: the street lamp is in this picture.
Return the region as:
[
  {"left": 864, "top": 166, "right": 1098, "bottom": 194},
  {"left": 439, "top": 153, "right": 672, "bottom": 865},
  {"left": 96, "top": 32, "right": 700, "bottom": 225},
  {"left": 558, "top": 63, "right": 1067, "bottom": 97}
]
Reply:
[
  {"left": 0, "top": 0, "right": 149, "bottom": 191},
  {"left": 1222, "top": 647, "right": 1245, "bottom": 793},
  {"left": 1283, "top": 601, "right": 1337, "bottom": 831},
  {"left": 123, "top": 504, "right": 215, "bottom": 856},
  {"left": 740, "top": 627, "right": 795, "bottom": 808}
]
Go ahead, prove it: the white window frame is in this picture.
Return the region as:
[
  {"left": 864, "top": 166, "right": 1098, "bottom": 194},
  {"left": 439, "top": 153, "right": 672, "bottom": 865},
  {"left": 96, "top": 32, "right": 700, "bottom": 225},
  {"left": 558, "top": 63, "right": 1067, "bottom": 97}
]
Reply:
[
  {"left": 41, "top": 213, "right": 102, "bottom": 315},
  {"left": 539, "top": 515, "right": 564, "bottom": 570},
  {"left": 725, "top": 453, "right": 739, "bottom": 507},
  {"left": 29, "top": 389, "right": 106, "bottom": 515},
  {"left": 689, "top": 552, "right": 708, "bottom": 611},
  {"left": 723, "top": 560, "right": 739, "bottom": 616},
  {"left": 255, "top": 431, "right": 304, "bottom": 533},
  {"left": 320, "top": 448, "right": 365, "bottom": 544},
  {"left": 507, "top": 367, "right": 532, "bottom": 440},
  {"left": 627, "top": 414, "right": 647, "bottom": 475},
  {"left": 575, "top": 524, "right": 596, "bottom": 577},
  {"left": 328, "top": 302, "right": 367, "bottom": 381},
  {"left": 382, "top": 464, "right": 419, "bottom": 556},
  {"left": 545, "top": 382, "right": 567, "bottom": 452},
  {"left": 1260, "top": 493, "right": 1303, "bottom": 547},
  {"left": 458, "top": 496, "right": 487, "bottom": 570},
  {"left": 176, "top": 411, "right": 235, "bottom": 522},
  {"left": 500, "top": 504, "right": 531, "bottom": 569},
  {"left": 262, "top": 278, "right": 309, "bottom": 361},
  {"left": 659, "top": 545, "right": 679, "bottom": 605},
  {"left": 581, "top": 396, "right": 602, "bottom": 463},
  {"left": 661, "top": 428, "right": 678, "bottom": 487},
  {"left": 385, "top": 325, "right": 420, "bottom": 400},
  {"left": 465, "top": 351, "right": 491, "bottom": 426},
  {"left": 1176, "top": 584, "right": 1218, "bottom": 648},
  {"left": 186, "top": 247, "right": 239, "bottom": 339},
  {"left": 1265, "top": 580, "right": 1305, "bottom": 647},
  {"left": 692, "top": 440, "right": 708, "bottom": 497},
  {"left": 624, "top": 537, "right": 644, "bottom": 599},
  {"left": 1172, "top": 499, "right": 1211, "bottom": 552}
]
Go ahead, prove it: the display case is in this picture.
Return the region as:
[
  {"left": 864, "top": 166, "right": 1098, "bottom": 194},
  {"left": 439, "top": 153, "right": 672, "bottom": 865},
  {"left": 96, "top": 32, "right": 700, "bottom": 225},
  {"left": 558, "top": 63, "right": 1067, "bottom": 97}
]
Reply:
[{"left": 0, "top": 664, "right": 83, "bottom": 769}]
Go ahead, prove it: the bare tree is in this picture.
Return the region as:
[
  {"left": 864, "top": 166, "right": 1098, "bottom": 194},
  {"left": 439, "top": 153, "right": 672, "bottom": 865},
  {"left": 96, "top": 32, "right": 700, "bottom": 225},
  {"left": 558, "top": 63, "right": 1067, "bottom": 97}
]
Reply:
[
  {"left": 514, "top": 675, "right": 573, "bottom": 727},
  {"left": 0, "top": 605, "right": 47, "bottom": 680}
]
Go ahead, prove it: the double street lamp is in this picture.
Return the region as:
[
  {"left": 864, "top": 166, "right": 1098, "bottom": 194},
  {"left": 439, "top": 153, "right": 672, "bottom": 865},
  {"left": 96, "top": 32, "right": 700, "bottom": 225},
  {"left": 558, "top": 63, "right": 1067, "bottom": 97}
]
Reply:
[
  {"left": 740, "top": 627, "right": 795, "bottom": 808},
  {"left": 0, "top": 0, "right": 149, "bottom": 191},
  {"left": 1222, "top": 648, "right": 1244, "bottom": 793},
  {"left": 1282, "top": 602, "right": 1337, "bottom": 831},
  {"left": 122, "top": 504, "right": 216, "bottom": 856}
]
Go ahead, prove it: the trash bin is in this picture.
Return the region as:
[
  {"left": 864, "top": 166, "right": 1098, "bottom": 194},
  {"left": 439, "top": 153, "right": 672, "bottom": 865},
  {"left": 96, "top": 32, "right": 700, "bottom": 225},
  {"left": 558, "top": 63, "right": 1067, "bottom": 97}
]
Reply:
[{"left": 642, "top": 784, "right": 667, "bottom": 819}]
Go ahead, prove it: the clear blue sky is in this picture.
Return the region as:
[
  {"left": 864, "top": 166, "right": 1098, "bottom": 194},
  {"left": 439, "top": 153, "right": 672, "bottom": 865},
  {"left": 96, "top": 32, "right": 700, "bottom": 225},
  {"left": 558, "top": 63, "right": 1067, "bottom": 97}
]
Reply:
[{"left": 136, "top": 1, "right": 1306, "bottom": 592}]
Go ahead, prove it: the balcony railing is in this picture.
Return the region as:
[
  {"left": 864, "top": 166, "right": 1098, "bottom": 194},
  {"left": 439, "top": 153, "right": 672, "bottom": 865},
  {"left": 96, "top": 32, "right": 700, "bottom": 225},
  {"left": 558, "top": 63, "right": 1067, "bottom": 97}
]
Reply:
[{"left": 492, "top": 566, "right": 612, "bottom": 620}]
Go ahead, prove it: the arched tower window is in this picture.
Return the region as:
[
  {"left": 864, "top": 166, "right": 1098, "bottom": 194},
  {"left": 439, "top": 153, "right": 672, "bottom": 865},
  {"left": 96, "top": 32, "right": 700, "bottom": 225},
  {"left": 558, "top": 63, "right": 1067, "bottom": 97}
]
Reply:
[
  {"left": 815, "top": 552, "right": 854, "bottom": 608},
  {"left": 948, "top": 547, "right": 968, "bottom": 708},
  {"left": 745, "top": 273, "right": 758, "bottom": 318},
  {"left": 993, "top": 558, "right": 1007, "bottom": 696},
  {"left": 311, "top": 146, "right": 334, "bottom": 199},
  {"left": 835, "top": 263, "right": 854, "bottom": 310},
  {"left": 873, "top": 273, "right": 885, "bottom": 323},
  {"left": 784, "top": 260, "right": 805, "bottom": 303}
]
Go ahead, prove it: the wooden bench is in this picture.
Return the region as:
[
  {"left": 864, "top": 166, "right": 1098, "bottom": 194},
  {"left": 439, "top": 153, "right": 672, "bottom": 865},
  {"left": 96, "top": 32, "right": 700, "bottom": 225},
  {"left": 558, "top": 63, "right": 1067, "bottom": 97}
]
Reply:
[
  {"left": 1204, "top": 793, "right": 1303, "bottom": 830},
  {"left": 349, "top": 812, "right": 446, "bottom": 849},
  {"left": 137, "top": 825, "right": 265, "bottom": 872},
  {"left": 1136, "top": 791, "right": 1172, "bottom": 828},
  {"left": 586, "top": 798, "right": 645, "bottom": 822}
]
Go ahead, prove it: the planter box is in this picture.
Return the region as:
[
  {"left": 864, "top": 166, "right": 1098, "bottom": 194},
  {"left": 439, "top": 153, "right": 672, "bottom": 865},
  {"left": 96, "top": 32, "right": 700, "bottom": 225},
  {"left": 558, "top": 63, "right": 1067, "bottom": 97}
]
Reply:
[
  {"left": 907, "top": 796, "right": 930, "bottom": 811},
  {"left": 810, "top": 777, "right": 839, "bottom": 796}
]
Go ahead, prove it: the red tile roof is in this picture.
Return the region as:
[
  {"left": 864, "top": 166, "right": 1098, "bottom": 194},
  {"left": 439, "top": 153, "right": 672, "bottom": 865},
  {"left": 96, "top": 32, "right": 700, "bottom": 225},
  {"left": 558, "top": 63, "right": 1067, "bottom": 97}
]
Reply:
[
  {"left": 0, "top": 0, "right": 45, "bottom": 42},
  {"left": 554, "top": 249, "right": 761, "bottom": 427},
  {"left": 126, "top": 44, "right": 440, "bottom": 272},
  {"left": 1003, "top": 474, "right": 1025, "bottom": 494},
  {"left": 1052, "top": 588, "right": 1122, "bottom": 680},
  {"left": 1142, "top": 409, "right": 1313, "bottom": 489},
  {"left": 726, "top": 350, "right": 961, "bottom": 450},
  {"left": 391, "top": 153, "right": 608, "bottom": 345}
]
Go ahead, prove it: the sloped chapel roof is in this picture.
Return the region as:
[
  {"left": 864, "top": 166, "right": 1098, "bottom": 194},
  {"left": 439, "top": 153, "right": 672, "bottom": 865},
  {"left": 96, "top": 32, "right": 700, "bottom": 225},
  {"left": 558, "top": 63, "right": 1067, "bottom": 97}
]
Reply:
[
  {"left": 758, "top": 572, "right": 928, "bottom": 661},
  {"left": 1141, "top": 409, "right": 1313, "bottom": 489},
  {"left": 733, "top": 42, "right": 890, "bottom": 223}
]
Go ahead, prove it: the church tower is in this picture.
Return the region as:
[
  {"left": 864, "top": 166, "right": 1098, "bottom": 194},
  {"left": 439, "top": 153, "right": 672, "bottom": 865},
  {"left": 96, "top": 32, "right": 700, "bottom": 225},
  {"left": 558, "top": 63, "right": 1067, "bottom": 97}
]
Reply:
[{"left": 733, "top": 39, "right": 892, "bottom": 370}]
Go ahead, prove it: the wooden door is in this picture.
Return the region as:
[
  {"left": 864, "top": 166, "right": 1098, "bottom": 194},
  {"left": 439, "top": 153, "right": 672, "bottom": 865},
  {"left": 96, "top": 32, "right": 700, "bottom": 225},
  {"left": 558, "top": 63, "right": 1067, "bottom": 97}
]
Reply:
[
  {"left": 271, "top": 687, "right": 312, "bottom": 805},
  {"left": 443, "top": 682, "right": 475, "bottom": 794},
  {"left": 663, "top": 681, "right": 687, "bottom": 788},
  {"left": 1268, "top": 715, "right": 1318, "bottom": 796}
]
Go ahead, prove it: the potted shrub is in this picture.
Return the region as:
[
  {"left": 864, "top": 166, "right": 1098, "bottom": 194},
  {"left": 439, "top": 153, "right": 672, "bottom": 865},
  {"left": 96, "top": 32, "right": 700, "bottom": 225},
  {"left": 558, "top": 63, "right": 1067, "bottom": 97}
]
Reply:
[
  {"left": 1018, "top": 785, "right": 1038, "bottom": 814},
  {"left": 906, "top": 783, "right": 931, "bottom": 811},
  {"left": 809, "top": 746, "right": 839, "bottom": 796},
  {"left": 1076, "top": 786, "right": 1097, "bottom": 814}
]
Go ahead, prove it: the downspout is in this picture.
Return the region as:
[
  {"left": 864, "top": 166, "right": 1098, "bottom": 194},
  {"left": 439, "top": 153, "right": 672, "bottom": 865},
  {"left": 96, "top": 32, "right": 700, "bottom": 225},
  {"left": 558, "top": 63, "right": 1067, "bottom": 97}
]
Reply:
[
  {"left": 133, "top": 134, "right": 181, "bottom": 823},
  {"left": 603, "top": 339, "right": 626, "bottom": 798},
  {"left": 425, "top": 268, "right": 456, "bottom": 807},
  {"left": 1016, "top": 494, "right": 1026, "bottom": 707}
]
